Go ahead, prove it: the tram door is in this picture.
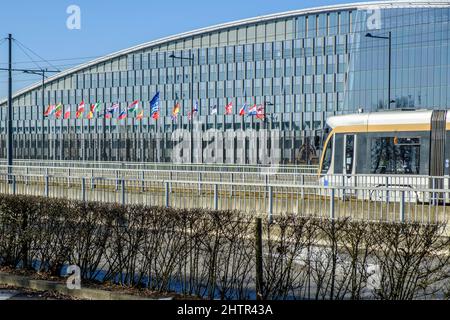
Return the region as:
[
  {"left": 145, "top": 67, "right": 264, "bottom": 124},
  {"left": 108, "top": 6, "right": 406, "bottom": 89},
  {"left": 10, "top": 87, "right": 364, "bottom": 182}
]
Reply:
[{"left": 343, "top": 135, "right": 357, "bottom": 196}]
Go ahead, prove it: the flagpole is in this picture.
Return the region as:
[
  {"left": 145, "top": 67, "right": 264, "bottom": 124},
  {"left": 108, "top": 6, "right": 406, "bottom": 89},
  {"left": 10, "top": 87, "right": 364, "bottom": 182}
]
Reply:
[
  {"left": 190, "top": 52, "right": 194, "bottom": 164},
  {"left": 102, "top": 103, "right": 106, "bottom": 162}
]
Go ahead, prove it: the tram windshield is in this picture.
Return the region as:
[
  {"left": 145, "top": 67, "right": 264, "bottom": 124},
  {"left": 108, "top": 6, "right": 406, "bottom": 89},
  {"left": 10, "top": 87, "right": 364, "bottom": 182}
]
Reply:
[{"left": 320, "top": 133, "right": 334, "bottom": 175}]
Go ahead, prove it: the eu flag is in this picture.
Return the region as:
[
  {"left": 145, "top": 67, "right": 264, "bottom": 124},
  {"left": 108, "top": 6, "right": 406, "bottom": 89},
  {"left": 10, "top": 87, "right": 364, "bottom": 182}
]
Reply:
[{"left": 150, "top": 92, "right": 160, "bottom": 114}]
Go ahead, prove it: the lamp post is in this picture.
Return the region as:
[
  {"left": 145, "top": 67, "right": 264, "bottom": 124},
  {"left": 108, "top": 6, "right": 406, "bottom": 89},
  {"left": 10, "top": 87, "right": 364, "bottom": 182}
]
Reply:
[
  {"left": 366, "top": 32, "right": 395, "bottom": 109},
  {"left": 170, "top": 53, "right": 195, "bottom": 164}
]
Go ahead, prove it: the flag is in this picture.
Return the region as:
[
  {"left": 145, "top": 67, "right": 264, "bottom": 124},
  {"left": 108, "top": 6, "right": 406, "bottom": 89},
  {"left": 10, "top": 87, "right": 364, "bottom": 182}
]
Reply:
[
  {"left": 152, "top": 112, "right": 160, "bottom": 120},
  {"left": 150, "top": 92, "right": 160, "bottom": 116},
  {"left": 172, "top": 102, "right": 180, "bottom": 122},
  {"left": 188, "top": 112, "right": 192, "bottom": 121},
  {"left": 55, "top": 103, "right": 63, "bottom": 119},
  {"left": 192, "top": 100, "right": 199, "bottom": 116},
  {"left": 256, "top": 105, "right": 265, "bottom": 120},
  {"left": 128, "top": 100, "right": 139, "bottom": 113},
  {"left": 44, "top": 105, "right": 56, "bottom": 117},
  {"left": 239, "top": 104, "right": 248, "bottom": 117},
  {"left": 248, "top": 105, "right": 258, "bottom": 116},
  {"left": 91, "top": 102, "right": 101, "bottom": 113},
  {"left": 64, "top": 107, "right": 71, "bottom": 120},
  {"left": 225, "top": 102, "right": 233, "bottom": 115},
  {"left": 172, "top": 102, "right": 181, "bottom": 117},
  {"left": 136, "top": 110, "right": 144, "bottom": 121},
  {"left": 87, "top": 102, "right": 100, "bottom": 120},
  {"left": 106, "top": 103, "right": 120, "bottom": 119},
  {"left": 76, "top": 101, "right": 85, "bottom": 119},
  {"left": 211, "top": 105, "right": 217, "bottom": 115},
  {"left": 118, "top": 110, "right": 127, "bottom": 120}
]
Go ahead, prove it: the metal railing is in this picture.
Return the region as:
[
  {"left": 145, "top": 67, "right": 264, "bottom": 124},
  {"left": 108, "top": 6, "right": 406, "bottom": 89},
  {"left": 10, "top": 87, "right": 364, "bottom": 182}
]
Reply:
[
  {"left": 1, "top": 172, "right": 449, "bottom": 227},
  {"left": 0, "top": 160, "right": 319, "bottom": 174},
  {"left": 1, "top": 165, "right": 449, "bottom": 191}
]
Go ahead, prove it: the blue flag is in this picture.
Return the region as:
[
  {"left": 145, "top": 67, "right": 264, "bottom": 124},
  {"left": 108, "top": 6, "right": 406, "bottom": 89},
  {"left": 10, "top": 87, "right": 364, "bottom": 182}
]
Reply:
[{"left": 150, "top": 92, "right": 160, "bottom": 114}]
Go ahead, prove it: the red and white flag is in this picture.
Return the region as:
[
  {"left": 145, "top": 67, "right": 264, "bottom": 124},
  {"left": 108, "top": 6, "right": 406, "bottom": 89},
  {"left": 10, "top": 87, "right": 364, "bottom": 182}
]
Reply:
[
  {"left": 256, "top": 105, "right": 265, "bottom": 120},
  {"left": 225, "top": 102, "right": 233, "bottom": 115},
  {"left": 64, "top": 107, "right": 71, "bottom": 119}
]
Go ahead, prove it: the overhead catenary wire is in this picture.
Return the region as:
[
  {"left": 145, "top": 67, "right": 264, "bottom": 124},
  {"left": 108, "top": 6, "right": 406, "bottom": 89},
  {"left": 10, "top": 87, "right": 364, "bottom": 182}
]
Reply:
[
  {"left": 13, "top": 40, "right": 44, "bottom": 71},
  {"left": 13, "top": 38, "right": 61, "bottom": 72}
]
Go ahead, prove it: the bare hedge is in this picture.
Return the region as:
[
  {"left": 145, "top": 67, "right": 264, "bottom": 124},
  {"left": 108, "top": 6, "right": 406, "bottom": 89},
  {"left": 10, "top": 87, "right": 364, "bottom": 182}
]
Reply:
[{"left": 0, "top": 194, "right": 448, "bottom": 300}]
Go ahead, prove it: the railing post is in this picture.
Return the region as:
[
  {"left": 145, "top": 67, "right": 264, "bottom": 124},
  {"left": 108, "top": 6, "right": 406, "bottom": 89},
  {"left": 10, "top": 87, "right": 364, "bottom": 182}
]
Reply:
[
  {"left": 165, "top": 181, "right": 170, "bottom": 208},
  {"left": 400, "top": 190, "right": 405, "bottom": 223},
  {"left": 330, "top": 188, "right": 335, "bottom": 220},
  {"left": 255, "top": 218, "right": 264, "bottom": 301},
  {"left": 141, "top": 171, "right": 145, "bottom": 193},
  {"left": 214, "top": 184, "right": 219, "bottom": 211},
  {"left": 25, "top": 167, "right": 29, "bottom": 186},
  {"left": 198, "top": 172, "right": 202, "bottom": 195},
  {"left": 432, "top": 178, "right": 436, "bottom": 207},
  {"left": 45, "top": 175, "right": 49, "bottom": 198},
  {"left": 67, "top": 168, "right": 71, "bottom": 188},
  {"left": 121, "top": 178, "right": 126, "bottom": 206},
  {"left": 115, "top": 170, "right": 119, "bottom": 191},
  {"left": 268, "top": 186, "right": 274, "bottom": 224},
  {"left": 341, "top": 176, "right": 346, "bottom": 201},
  {"left": 81, "top": 177, "right": 86, "bottom": 203},
  {"left": 12, "top": 175, "right": 16, "bottom": 195},
  {"left": 230, "top": 173, "right": 234, "bottom": 196},
  {"left": 385, "top": 176, "right": 390, "bottom": 204}
]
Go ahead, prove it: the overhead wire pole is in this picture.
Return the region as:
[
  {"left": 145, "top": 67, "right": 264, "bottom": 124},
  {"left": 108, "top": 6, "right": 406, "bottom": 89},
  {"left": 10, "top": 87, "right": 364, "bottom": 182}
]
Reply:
[
  {"left": 0, "top": 35, "right": 60, "bottom": 165},
  {"left": 7, "top": 34, "right": 13, "bottom": 180}
]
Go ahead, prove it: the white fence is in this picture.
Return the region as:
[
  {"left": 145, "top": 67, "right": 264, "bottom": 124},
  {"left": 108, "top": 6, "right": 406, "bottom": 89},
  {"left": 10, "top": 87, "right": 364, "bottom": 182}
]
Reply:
[{"left": 0, "top": 170, "right": 449, "bottom": 226}]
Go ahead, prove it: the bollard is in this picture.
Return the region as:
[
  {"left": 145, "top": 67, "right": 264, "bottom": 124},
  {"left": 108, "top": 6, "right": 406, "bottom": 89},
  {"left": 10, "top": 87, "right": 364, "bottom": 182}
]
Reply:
[
  {"left": 214, "top": 184, "right": 219, "bottom": 211},
  {"left": 330, "top": 188, "right": 335, "bottom": 220},
  {"left": 400, "top": 191, "right": 406, "bottom": 223},
  {"left": 45, "top": 175, "right": 49, "bottom": 198},
  {"left": 268, "top": 186, "right": 274, "bottom": 224},
  {"left": 165, "top": 182, "right": 170, "bottom": 208},
  {"left": 121, "top": 179, "right": 126, "bottom": 205},
  {"left": 81, "top": 177, "right": 86, "bottom": 203}
]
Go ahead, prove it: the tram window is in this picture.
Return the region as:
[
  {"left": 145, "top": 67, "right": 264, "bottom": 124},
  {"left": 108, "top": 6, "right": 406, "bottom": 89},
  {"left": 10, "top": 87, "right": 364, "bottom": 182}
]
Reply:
[
  {"left": 345, "top": 135, "right": 355, "bottom": 174},
  {"left": 371, "top": 137, "right": 420, "bottom": 175},
  {"left": 321, "top": 136, "right": 333, "bottom": 175}
]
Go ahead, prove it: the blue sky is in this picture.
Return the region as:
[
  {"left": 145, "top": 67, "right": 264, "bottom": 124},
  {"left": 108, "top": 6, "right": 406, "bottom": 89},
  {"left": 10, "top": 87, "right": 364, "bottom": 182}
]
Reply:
[{"left": 0, "top": 0, "right": 376, "bottom": 98}]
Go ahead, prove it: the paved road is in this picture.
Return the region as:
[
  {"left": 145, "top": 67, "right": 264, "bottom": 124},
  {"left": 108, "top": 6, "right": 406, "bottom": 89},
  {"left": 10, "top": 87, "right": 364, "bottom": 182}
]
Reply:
[
  {"left": 0, "top": 289, "right": 60, "bottom": 300},
  {"left": 0, "top": 290, "right": 20, "bottom": 300}
]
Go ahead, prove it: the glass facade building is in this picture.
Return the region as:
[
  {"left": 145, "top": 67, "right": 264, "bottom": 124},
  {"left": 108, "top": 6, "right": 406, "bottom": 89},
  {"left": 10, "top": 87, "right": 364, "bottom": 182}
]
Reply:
[{"left": 0, "top": 1, "right": 449, "bottom": 164}]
